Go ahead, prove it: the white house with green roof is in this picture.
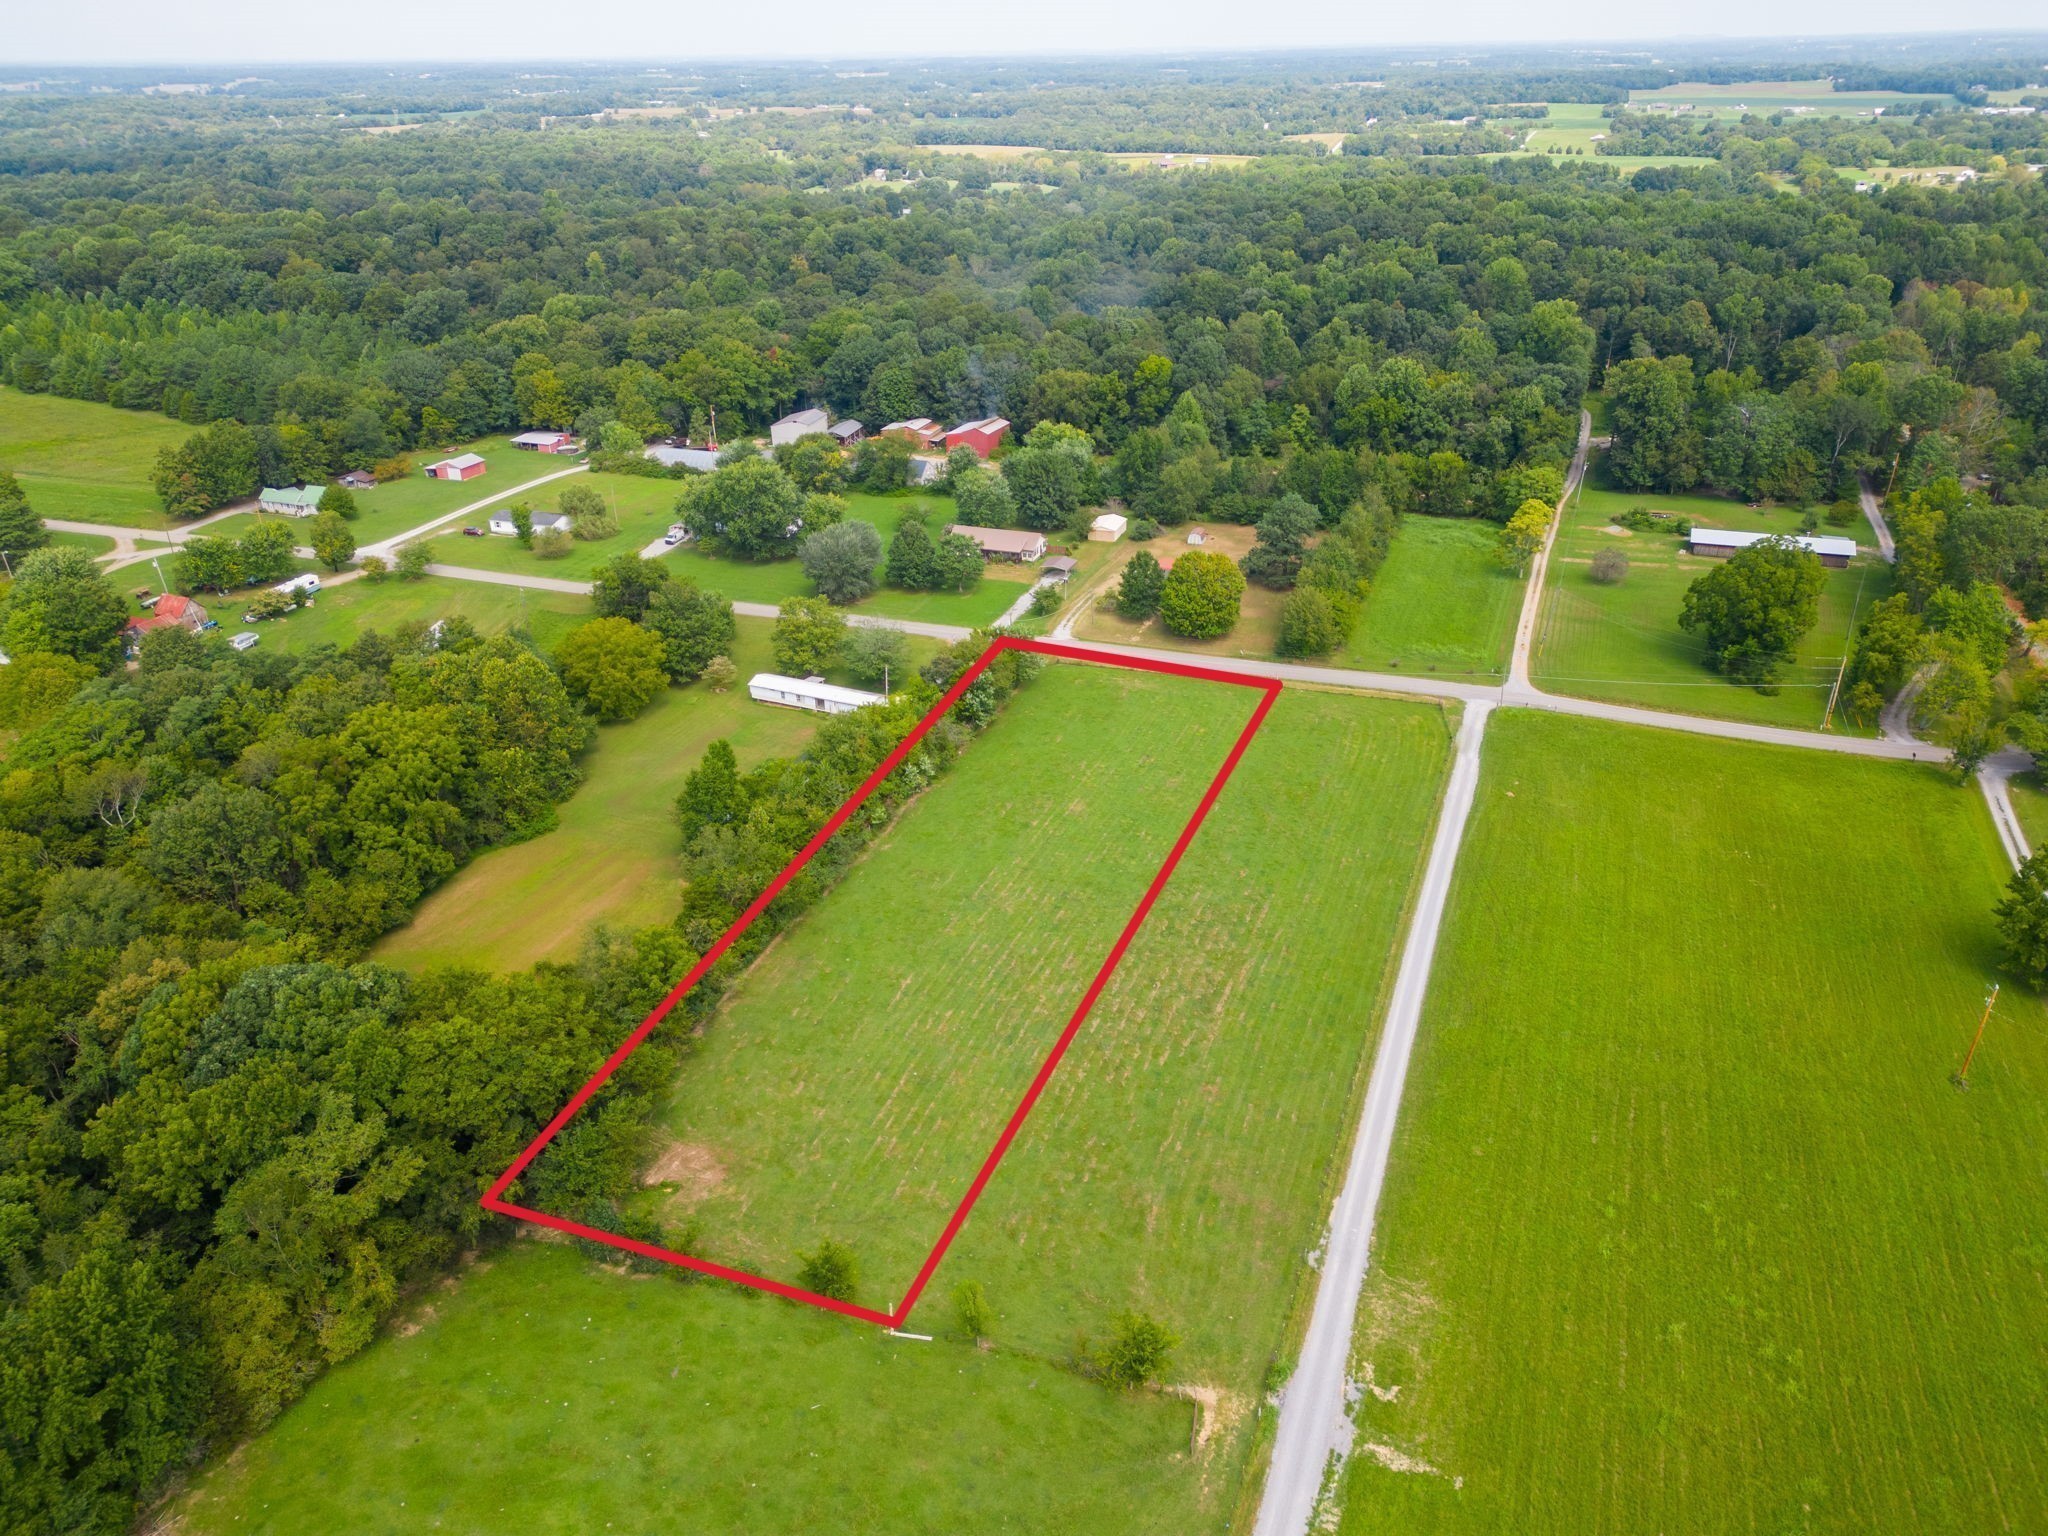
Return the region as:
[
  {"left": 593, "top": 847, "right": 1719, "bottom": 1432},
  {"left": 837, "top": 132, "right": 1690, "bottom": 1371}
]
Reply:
[{"left": 258, "top": 485, "right": 326, "bottom": 517}]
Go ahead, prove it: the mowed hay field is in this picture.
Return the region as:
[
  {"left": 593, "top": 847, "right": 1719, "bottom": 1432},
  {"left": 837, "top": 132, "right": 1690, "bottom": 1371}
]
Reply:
[
  {"left": 1533, "top": 458, "right": 1885, "bottom": 732},
  {"left": 635, "top": 667, "right": 1456, "bottom": 1502},
  {"left": 0, "top": 385, "right": 191, "bottom": 528},
  {"left": 1337, "top": 711, "right": 2048, "bottom": 1534}
]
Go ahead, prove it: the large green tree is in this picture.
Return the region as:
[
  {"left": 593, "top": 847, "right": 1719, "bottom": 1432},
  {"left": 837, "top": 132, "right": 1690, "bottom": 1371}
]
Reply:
[
  {"left": 642, "top": 579, "right": 736, "bottom": 682},
  {"left": 771, "top": 595, "right": 846, "bottom": 676},
  {"left": 555, "top": 617, "right": 667, "bottom": 721},
  {"left": 679, "top": 458, "right": 804, "bottom": 560},
  {"left": 1678, "top": 536, "right": 1826, "bottom": 686},
  {"left": 1158, "top": 550, "right": 1245, "bottom": 639},
  {"left": 0, "top": 546, "right": 129, "bottom": 668},
  {"left": 799, "top": 520, "right": 883, "bottom": 604},
  {"left": 0, "top": 471, "right": 48, "bottom": 555}
]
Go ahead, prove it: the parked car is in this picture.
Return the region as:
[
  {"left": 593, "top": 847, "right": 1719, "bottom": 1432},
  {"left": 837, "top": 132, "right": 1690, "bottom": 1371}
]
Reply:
[
  {"left": 461, "top": 525, "right": 485, "bottom": 537},
  {"left": 663, "top": 522, "right": 688, "bottom": 545},
  {"left": 229, "top": 632, "right": 259, "bottom": 652}
]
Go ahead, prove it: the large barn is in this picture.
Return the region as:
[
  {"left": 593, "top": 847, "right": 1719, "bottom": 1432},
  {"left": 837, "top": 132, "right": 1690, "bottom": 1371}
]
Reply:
[{"left": 1686, "top": 528, "right": 1857, "bottom": 568}]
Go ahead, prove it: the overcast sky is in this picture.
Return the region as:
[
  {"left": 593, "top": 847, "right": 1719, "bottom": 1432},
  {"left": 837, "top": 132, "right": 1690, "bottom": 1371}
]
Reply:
[{"left": 2, "top": 1, "right": 2043, "bottom": 66}]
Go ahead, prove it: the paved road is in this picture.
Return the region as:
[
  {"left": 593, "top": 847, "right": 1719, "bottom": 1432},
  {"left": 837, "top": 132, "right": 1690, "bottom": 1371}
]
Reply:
[
  {"left": 1252, "top": 700, "right": 1493, "bottom": 1536},
  {"left": 1858, "top": 472, "right": 1897, "bottom": 563}
]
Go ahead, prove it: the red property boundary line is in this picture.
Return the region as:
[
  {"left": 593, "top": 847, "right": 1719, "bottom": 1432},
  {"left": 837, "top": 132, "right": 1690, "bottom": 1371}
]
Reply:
[{"left": 482, "top": 637, "right": 1281, "bottom": 1327}]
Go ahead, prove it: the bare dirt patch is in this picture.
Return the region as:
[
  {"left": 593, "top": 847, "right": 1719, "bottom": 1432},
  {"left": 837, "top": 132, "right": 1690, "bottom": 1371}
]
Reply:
[
  {"left": 1170, "top": 1382, "right": 1246, "bottom": 1455},
  {"left": 1600, "top": 524, "right": 1635, "bottom": 537},
  {"left": 642, "top": 1137, "right": 727, "bottom": 1209}
]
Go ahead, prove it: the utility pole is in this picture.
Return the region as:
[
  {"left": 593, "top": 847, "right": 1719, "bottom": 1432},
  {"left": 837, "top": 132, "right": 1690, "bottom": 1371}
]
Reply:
[{"left": 1953, "top": 983, "right": 1999, "bottom": 1089}]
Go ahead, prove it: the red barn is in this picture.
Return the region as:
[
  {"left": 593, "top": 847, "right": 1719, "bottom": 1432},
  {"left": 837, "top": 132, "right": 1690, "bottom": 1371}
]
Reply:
[
  {"left": 425, "top": 453, "right": 487, "bottom": 481},
  {"left": 942, "top": 417, "right": 1010, "bottom": 457}
]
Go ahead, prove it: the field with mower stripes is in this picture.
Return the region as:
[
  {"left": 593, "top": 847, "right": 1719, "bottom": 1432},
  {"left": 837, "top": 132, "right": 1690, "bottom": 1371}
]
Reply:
[{"left": 1336, "top": 712, "right": 2048, "bottom": 1534}]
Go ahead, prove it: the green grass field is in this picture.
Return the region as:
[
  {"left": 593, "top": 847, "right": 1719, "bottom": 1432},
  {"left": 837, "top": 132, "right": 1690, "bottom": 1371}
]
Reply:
[
  {"left": 43, "top": 529, "right": 118, "bottom": 559},
  {"left": 1335, "top": 711, "right": 2046, "bottom": 1534},
  {"left": 0, "top": 386, "right": 192, "bottom": 529},
  {"left": 174, "top": 677, "right": 1456, "bottom": 1534},
  {"left": 1532, "top": 456, "right": 1886, "bottom": 731},
  {"left": 1491, "top": 104, "right": 1714, "bottom": 173},
  {"left": 169, "top": 1241, "right": 1203, "bottom": 1536},
  {"left": 432, "top": 483, "right": 1029, "bottom": 628},
  {"left": 374, "top": 619, "right": 937, "bottom": 973},
  {"left": 241, "top": 573, "right": 596, "bottom": 657},
  {"left": 1341, "top": 517, "right": 1524, "bottom": 679}
]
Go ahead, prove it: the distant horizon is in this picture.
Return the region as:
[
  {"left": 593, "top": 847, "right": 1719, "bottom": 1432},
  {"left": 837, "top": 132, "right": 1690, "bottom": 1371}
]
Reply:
[{"left": 4, "top": 14, "right": 2046, "bottom": 71}]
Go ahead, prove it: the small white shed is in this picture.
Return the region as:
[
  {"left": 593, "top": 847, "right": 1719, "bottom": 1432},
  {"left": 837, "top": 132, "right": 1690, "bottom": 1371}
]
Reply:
[
  {"left": 748, "top": 673, "right": 887, "bottom": 716},
  {"left": 1089, "top": 512, "right": 1129, "bottom": 542}
]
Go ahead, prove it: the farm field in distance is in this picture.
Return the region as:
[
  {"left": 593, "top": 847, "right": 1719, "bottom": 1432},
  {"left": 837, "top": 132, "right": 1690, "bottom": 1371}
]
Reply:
[
  {"left": 1626, "top": 78, "right": 1941, "bottom": 115},
  {"left": 1335, "top": 711, "right": 2046, "bottom": 1534},
  {"left": 375, "top": 618, "right": 938, "bottom": 973},
  {"left": 0, "top": 386, "right": 191, "bottom": 528},
  {"left": 1532, "top": 453, "right": 1887, "bottom": 732}
]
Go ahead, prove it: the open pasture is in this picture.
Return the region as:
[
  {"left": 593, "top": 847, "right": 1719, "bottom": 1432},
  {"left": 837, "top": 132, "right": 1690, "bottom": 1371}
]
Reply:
[
  {"left": 1336, "top": 711, "right": 2046, "bottom": 1534},
  {"left": 1342, "top": 516, "right": 1523, "bottom": 679},
  {"left": 1532, "top": 455, "right": 1886, "bottom": 731},
  {"left": 0, "top": 386, "right": 191, "bottom": 529},
  {"left": 624, "top": 669, "right": 1456, "bottom": 1467}
]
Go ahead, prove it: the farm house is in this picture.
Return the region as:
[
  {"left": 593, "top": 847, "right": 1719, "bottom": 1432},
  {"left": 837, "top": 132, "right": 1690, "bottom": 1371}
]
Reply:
[
  {"left": 949, "top": 524, "right": 1046, "bottom": 563},
  {"left": 748, "top": 673, "right": 887, "bottom": 715},
  {"left": 257, "top": 486, "right": 324, "bottom": 516}
]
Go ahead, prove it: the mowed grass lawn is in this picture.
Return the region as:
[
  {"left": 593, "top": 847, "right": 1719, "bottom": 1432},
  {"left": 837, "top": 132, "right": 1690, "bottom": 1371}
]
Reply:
[
  {"left": 1337, "top": 711, "right": 2048, "bottom": 1534},
  {"left": 0, "top": 386, "right": 191, "bottom": 528},
  {"left": 1341, "top": 516, "right": 1524, "bottom": 679},
  {"left": 375, "top": 619, "right": 937, "bottom": 973},
  {"left": 433, "top": 482, "right": 1031, "bottom": 627},
  {"left": 1533, "top": 457, "right": 1887, "bottom": 731},
  {"left": 169, "top": 1241, "right": 1202, "bottom": 1536},
  {"left": 247, "top": 572, "right": 595, "bottom": 657}
]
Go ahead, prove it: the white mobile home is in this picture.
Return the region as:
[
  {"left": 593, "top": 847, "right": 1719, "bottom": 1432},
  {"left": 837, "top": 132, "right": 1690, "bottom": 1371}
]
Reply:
[{"left": 748, "top": 673, "right": 887, "bottom": 716}]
